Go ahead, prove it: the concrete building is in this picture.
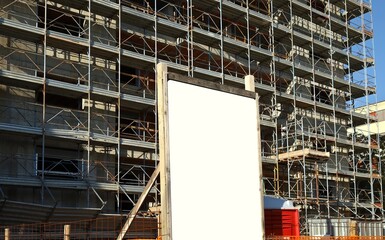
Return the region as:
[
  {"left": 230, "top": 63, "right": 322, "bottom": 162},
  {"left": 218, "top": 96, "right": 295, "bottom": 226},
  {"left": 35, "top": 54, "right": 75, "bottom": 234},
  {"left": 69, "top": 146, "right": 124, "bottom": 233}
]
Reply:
[
  {"left": 0, "top": 0, "right": 381, "bottom": 235},
  {"left": 350, "top": 101, "right": 385, "bottom": 137}
]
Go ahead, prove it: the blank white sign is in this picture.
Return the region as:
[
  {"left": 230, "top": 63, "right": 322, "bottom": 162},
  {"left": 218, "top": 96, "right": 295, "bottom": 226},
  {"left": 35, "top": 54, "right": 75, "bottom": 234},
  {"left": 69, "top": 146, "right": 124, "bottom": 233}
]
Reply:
[{"left": 167, "top": 80, "right": 263, "bottom": 240}]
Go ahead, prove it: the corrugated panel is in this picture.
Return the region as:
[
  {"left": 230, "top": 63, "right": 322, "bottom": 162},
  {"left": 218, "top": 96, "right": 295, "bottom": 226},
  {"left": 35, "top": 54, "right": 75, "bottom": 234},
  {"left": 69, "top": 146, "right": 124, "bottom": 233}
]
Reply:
[
  {"left": 308, "top": 218, "right": 351, "bottom": 236},
  {"left": 357, "top": 221, "right": 383, "bottom": 236},
  {"left": 264, "top": 209, "right": 300, "bottom": 237}
]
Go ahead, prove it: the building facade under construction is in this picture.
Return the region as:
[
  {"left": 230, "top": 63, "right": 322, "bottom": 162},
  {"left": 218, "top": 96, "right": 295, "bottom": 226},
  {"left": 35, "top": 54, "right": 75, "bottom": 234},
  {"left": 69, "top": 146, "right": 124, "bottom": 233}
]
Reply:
[{"left": 0, "top": 0, "right": 381, "bottom": 235}]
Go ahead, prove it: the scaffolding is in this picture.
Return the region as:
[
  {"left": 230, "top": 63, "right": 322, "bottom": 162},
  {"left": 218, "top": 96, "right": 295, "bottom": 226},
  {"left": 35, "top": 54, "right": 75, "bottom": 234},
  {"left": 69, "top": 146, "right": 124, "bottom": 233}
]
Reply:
[{"left": 0, "top": 0, "right": 381, "bottom": 236}]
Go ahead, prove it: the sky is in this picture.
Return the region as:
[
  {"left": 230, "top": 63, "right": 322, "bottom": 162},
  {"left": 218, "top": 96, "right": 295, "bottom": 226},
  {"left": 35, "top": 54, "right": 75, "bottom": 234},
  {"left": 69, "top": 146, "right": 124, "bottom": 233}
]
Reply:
[{"left": 372, "top": 1, "right": 384, "bottom": 102}]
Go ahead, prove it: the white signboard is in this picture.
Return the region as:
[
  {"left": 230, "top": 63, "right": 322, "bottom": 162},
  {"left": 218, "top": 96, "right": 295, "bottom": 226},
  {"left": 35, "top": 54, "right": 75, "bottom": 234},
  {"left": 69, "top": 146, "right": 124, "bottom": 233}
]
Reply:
[{"left": 166, "top": 79, "right": 263, "bottom": 240}]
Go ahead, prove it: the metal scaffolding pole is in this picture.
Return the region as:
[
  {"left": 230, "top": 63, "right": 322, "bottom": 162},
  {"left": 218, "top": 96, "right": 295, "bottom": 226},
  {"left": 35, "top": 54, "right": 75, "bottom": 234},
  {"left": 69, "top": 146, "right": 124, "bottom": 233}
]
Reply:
[
  {"left": 360, "top": 0, "right": 375, "bottom": 219},
  {"left": 41, "top": 0, "right": 48, "bottom": 205},
  {"left": 327, "top": 0, "right": 340, "bottom": 219},
  {"left": 87, "top": 0, "right": 92, "bottom": 207},
  {"left": 344, "top": 0, "right": 358, "bottom": 218},
  {"left": 368, "top": 0, "right": 384, "bottom": 219},
  {"left": 219, "top": 0, "right": 224, "bottom": 84},
  {"left": 117, "top": 0, "right": 122, "bottom": 211}
]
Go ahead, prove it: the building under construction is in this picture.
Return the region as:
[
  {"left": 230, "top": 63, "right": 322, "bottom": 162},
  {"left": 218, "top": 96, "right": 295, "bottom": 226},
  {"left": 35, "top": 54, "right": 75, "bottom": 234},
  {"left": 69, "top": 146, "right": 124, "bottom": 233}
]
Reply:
[{"left": 0, "top": 0, "right": 381, "bottom": 236}]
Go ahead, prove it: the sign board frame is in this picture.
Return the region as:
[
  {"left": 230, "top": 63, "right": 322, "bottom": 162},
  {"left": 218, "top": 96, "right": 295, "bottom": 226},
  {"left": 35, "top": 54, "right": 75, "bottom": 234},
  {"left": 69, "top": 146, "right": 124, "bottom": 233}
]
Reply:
[{"left": 157, "top": 63, "right": 264, "bottom": 240}]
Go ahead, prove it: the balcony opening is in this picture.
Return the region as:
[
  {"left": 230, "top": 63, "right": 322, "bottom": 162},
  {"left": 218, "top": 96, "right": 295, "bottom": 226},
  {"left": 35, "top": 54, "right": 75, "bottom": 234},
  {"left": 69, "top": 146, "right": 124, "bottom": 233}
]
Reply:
[
  {"left": 38, "top": 5, "right": 84, "bottom": 36},
  {"left": 312, "top": 86, "right": 332, "bottom": 105},
  {"left": 37, "top": 156, "right": 82, "bottom": 179},
  {"left": 118, "top": 65, "right": 140, "bottom": 87},
  {"left": 36, "top": 91, "right": 80, "bottom": 110},
  {"left": 119, "top": 108, "right": 140, "bottom": 140}
]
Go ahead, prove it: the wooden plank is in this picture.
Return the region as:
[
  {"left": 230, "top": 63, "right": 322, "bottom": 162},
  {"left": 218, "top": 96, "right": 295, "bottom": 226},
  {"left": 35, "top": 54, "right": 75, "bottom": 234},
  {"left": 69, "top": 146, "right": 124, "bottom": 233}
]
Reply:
[
  {"left": 157, "top": 63, "right": 172, "bottom": 240},
  {"left": 251, "top": 75, "right": 265, "bottom": 239},
  {"left": 278, "top": 149, "right": 330, "bottom": 161},
  {"left": 116, "top": 165, "right": 160, "bottom": 240},
  {"left": 168, "top": 72, "right": 256, "bottom": 99}
]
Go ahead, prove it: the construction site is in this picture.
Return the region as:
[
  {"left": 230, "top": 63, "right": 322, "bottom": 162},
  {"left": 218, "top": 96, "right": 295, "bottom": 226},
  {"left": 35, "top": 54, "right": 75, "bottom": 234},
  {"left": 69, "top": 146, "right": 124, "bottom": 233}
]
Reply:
[{"left": 0, "top": 0, "right": 382, "bottom": 238}]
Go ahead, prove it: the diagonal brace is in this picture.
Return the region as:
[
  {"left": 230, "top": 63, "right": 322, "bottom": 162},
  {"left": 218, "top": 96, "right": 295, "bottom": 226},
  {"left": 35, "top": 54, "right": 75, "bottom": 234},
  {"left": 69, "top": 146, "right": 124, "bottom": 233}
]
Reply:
[{"left": 116, "top": 164, "right": 160, "bottom": 240}]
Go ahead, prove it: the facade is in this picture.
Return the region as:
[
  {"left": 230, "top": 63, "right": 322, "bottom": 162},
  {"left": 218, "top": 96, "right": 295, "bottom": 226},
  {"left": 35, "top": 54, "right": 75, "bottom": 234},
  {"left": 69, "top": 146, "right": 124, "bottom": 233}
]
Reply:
[
  {"left": 0, "top": 0, "right": 381, "bottom": 235},
  {"left": 350, "top": 101, "right": 385, "bottom": 137}
]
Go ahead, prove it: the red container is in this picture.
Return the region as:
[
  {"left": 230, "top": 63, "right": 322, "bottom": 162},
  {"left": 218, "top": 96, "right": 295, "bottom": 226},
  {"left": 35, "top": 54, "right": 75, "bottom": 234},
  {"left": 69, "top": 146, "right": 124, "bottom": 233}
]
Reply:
[{"left": 264, "top": 209, "right": 300, "bottom": 237}]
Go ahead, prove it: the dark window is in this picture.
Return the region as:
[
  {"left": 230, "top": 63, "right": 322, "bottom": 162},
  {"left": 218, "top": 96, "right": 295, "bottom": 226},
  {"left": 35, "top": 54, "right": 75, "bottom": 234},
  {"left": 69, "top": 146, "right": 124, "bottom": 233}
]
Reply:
[
  {"left": 312, "top": 87, "right": 332, "bottom": 104},
  {"left": 38, "top": 6, "right": 83, "bottom": 36},
  {"left": 119, "top": 108, "right": 140, "bottom": 140},
  {"left": 36, "top": 92, "right": 80, "bottom": 109},
  {"left": 121, "top": 0, "right": 146, "bottom": 8},
  {"left": 118, "top": 193, "right": 150, "bottom": 212},
  {"left": 38, "top": 156, "right": 82, "bottom": 179},
  {"left": 308, "top": 0, "right": 325, "bottom": 12},
  {"left": 118, "top": 65, "right": 140, "bottom": 88}
]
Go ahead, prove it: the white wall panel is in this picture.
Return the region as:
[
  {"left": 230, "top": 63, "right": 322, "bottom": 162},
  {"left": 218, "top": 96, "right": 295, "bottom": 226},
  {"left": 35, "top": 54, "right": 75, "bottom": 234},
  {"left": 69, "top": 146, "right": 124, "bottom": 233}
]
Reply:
[{"left": 167, "top": 80, "right": 263, "bottom": 240}]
